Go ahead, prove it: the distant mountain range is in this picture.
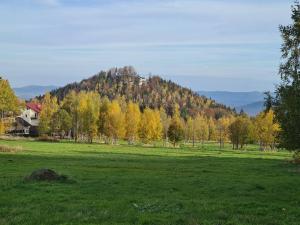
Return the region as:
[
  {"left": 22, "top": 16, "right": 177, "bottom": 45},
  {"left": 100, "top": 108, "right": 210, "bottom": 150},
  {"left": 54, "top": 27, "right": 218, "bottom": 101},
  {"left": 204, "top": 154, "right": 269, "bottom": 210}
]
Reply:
[
  {"left": 13, "top": 85, "right": 57, "bottom": 100},
  {"left": 198, "top": 91, "right": 266, "bottom": 116}
]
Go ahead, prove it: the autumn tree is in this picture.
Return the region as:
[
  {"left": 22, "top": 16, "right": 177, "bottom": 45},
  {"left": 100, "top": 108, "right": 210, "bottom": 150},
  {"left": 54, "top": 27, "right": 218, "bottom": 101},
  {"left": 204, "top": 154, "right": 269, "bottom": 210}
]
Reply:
[
  {"left": 39, "top": 93, "right": 58, "bottom": 136},
  {"left": 216, "top": 117, "right": 231, "bottom": 148},
  {"left": 125, "top": 101, "right": 141, "bottom": 144},
  {"left": 51, "top": 109, "right": 72, "bottom": 138},
  {"left": 160, "top": 107, "right": 171, "bottom": 145},
  {"left": 254, "top": 110, "right": 280, "bottom": 150},
  {"left": 0, "top": 78, "right": 19, "bottom": 134},
  {"left": 98, "top": 97, "right": 110, "bottom": 141},
  {"left": 228, "top": 116, "right": 252, "bottom": 150},
  {"left": 185, "top": 117, "right": 195, "bottom": 146},
  {"left": 168, "top": 115, "right": 185, "bottom": 147},
  {"left": 78, "top": 92, "right": 100, "bottom": 143},
  {"left": 208, "top": 117, "right": 217, "bottom": 141},
  {"left": 102, "top": 100, "right": 125, "bottom": 144},
  {"left": 61, "top": 91, "right": 81, "bottom": 142},
  {"left": 194, "top": 114, "right": 209, "bottom": 146},
  {"left": 139, "top": 108, "right": 162, "bottom": 143},
  {"left": 0, "top": 78, "right": 19, "bottom": 118}
]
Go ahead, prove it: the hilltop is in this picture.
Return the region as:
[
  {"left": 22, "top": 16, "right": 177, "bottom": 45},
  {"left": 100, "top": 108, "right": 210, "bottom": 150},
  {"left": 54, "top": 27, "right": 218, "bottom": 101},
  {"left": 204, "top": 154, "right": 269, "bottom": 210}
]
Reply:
[{"left": 49, "top": 66, "right": 233, "bottom": 119}]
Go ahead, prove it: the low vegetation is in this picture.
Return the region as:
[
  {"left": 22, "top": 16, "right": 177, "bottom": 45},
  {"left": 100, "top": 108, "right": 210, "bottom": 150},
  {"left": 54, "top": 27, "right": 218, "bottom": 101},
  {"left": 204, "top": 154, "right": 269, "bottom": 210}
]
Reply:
[{"left": 0, "top": 144, "right": 22, "bottom": 153}]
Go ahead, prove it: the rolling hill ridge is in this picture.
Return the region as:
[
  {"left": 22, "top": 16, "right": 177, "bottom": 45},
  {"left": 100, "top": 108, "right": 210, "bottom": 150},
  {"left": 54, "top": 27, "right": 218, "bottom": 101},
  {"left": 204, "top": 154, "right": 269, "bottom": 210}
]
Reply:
[{"left": 49, "top": 66, "right": 234, "bottom": 119}]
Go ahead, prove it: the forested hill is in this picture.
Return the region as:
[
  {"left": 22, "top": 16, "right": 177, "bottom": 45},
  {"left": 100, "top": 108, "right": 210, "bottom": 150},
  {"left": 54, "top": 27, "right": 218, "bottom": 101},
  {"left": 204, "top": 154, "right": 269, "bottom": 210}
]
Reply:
[{"left": 49, "top": 66, "right": 234, "bottom": 119}]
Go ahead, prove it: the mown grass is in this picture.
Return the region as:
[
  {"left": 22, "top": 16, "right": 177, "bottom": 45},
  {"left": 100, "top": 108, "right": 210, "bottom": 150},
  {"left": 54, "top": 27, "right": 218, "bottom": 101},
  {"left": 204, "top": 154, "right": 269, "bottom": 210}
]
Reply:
[{"left": 0, "top": 140, "right": 299, "bottom": 225}]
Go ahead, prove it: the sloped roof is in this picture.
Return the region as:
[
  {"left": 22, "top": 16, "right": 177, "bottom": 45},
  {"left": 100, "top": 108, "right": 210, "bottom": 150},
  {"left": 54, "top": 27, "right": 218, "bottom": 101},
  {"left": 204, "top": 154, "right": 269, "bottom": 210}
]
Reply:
[{"left": 26, "top": 102, "right": 42, "bottom": 113}]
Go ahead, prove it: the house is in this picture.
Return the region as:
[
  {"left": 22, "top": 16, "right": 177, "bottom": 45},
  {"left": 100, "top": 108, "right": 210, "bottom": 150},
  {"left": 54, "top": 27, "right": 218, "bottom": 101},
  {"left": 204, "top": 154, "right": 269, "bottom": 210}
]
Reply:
[{"left": 12, "top": 103, "right": 42, "bottom": 136}]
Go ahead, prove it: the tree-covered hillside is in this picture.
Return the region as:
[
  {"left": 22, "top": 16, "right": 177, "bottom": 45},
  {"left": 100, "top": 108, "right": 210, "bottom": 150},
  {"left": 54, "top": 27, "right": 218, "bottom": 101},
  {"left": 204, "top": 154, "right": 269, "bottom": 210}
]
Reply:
[{"left": 50, "top": 66, "right": 233, "bottom": 119}]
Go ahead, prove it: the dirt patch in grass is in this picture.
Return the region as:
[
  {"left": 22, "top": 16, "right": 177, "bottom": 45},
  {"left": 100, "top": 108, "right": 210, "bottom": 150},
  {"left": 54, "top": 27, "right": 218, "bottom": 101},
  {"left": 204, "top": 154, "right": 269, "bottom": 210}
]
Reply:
[{"left": 0, "top": 145, "right": 23, "bottom": 153}]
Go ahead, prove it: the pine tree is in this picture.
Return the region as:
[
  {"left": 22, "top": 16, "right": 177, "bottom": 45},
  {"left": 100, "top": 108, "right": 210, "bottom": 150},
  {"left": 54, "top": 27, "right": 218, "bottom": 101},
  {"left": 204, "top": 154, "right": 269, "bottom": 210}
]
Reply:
[
  {"left": 273, "top": 2, "right": 300, "bottom": 151},
  {"left": 168, "top": 115, "right": 185, "bottom": 147}
]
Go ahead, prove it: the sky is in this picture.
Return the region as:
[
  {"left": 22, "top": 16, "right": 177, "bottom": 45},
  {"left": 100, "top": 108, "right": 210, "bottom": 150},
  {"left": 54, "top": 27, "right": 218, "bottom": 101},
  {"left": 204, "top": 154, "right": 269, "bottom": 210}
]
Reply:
[{"left": 0, "top": 0, "right": 293, "bottom": 91}]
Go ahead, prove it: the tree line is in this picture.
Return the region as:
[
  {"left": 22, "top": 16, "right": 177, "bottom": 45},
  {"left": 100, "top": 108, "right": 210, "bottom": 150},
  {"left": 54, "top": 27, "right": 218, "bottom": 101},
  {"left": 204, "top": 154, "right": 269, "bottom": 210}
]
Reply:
[{"left": 38, "top": 91, "right": 280, "bottom": 150}]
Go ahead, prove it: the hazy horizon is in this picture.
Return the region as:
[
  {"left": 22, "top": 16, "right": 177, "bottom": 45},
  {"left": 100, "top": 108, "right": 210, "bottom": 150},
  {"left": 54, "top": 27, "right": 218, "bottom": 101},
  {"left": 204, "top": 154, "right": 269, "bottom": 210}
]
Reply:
[{"left": 1, "top": 0, "right": 291, "bottom": 91}]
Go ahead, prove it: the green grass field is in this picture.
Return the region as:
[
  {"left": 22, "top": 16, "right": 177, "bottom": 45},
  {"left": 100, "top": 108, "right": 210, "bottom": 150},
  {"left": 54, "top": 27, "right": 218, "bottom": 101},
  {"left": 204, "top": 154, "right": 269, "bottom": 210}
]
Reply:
[{"left": 0, "top": 140, "right": 300, "bottom": 225}]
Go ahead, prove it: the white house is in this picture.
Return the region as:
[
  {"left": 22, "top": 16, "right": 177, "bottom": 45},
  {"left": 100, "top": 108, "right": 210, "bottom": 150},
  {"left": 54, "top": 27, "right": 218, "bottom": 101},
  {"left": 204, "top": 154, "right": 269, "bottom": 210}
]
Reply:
[{"left": 13, "top": 103, "right": 42, "bottom": 136}]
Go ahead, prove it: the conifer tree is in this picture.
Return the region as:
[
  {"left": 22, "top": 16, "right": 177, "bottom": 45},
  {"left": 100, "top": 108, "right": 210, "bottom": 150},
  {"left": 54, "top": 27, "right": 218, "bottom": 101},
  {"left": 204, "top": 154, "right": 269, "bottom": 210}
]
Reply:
[
  {"left": 272, "top": 2, "right": 300, "bottom": 151},
  {"left": 168, "top": 114, "right": 185, "bottom": 147}
]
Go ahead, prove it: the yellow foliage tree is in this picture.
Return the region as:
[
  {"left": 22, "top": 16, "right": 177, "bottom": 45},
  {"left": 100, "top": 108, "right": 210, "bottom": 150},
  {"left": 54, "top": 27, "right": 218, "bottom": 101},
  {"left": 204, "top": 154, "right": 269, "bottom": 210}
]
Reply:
[
  {"left": 77, "top": 92, "right": 100, "bottom": 143},
  {"left": 254, "top": 110, "right": 280, "bottom": 150},
  {"left": 39, "top": 93, "right": 58, "bottom": 136},
  {"left": 61, "top": 90, "right": 80, "bottom": 142},
  {"left": 208, "top": 117, "right": 217, "bottom": 141},
  {"left": 103, "top": 100, "right": 125, "bottom": 143},
  {"left": 139, "top": 108, "right": 162, "bottom": 143},
  {"left": 194, "top": 114, "right": 209, "bottom": 145},
  {"left": 0, "top": 78, "right": 19, "bottom": 134},
  {"left": 216, "top": 116, "right": 232, "bottom": 148},
  {"left": 125, "top": 101, "right": 141, "bottom": 144},
  {"left": 160, "top": 107, "right": 171, "bottom": 144}
]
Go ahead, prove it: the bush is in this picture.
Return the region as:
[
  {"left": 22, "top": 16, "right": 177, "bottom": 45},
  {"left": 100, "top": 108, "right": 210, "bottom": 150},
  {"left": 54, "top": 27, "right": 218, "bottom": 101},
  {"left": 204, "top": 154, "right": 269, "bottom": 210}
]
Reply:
[
  {"left": 0, "top": 145, "right": 23, "bottom": 153},
  {"left": 292, "top": 151, "right": 300, "bottom": 164}
]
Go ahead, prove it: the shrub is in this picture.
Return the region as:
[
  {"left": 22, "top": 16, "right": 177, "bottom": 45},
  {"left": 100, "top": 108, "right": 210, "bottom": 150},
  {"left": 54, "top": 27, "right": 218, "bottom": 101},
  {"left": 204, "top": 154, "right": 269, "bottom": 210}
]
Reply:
[{"left": 292, "top": 151, "right": 300, "bottom": 164}]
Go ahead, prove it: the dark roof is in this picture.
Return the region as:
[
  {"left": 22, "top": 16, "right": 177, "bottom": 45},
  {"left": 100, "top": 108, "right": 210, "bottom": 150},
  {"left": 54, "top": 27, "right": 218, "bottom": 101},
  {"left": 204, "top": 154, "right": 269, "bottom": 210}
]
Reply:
[{"left": 26, "top": 103, "right": 42, "bottom": 113}]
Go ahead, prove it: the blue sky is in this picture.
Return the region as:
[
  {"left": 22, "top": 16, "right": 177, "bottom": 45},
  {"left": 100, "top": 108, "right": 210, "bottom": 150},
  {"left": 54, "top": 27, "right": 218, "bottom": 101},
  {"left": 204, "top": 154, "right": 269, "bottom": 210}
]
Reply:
[{"left": 0, "top": 0, "right": 292, "bottom": 91}]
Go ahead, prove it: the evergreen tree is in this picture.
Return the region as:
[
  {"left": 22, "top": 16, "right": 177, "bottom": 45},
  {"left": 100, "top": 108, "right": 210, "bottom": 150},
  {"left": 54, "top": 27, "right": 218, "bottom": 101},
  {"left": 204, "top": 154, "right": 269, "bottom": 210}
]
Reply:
[
  {"left": 273, "top": 2, "right": 300, "bottom": 151},
  {"left": 168, "top": 115, "right": 185, "bottom": 147}
]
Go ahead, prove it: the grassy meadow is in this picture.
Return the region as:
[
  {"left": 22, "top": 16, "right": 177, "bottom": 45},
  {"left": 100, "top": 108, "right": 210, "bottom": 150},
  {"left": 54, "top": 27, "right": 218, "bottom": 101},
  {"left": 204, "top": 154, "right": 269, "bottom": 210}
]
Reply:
[{"left": 0, "top": 140, "right": 300, "bottom": 225}]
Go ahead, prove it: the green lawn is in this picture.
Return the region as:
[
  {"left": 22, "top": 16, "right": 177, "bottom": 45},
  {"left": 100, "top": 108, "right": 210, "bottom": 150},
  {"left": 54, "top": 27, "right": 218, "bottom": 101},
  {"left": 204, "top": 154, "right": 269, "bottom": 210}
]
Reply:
[{"left": 0, "top": 140, "right": 300, "bottom": 225}]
